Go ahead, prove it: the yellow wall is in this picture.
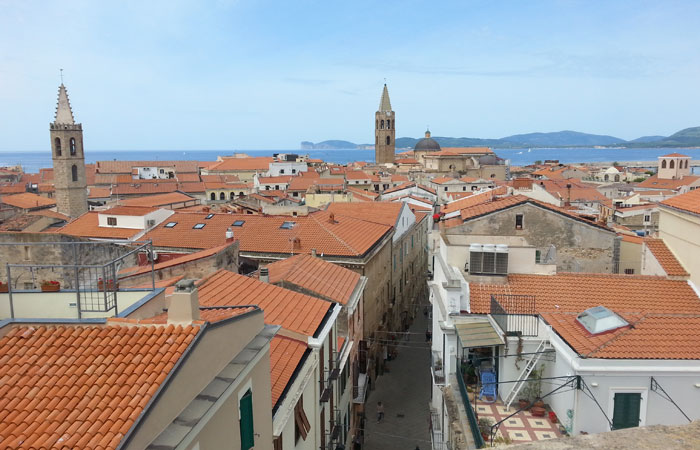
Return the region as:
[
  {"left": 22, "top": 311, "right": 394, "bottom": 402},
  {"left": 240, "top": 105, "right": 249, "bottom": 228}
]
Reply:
[{"left": 659, "top": 207, "right": 700, "bottom": 286}]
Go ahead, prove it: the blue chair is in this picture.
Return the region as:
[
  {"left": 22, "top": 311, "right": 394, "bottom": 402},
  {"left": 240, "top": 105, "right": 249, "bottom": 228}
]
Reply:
[{"left": 479, "top": 370, "right": 497, "bottom": 403}]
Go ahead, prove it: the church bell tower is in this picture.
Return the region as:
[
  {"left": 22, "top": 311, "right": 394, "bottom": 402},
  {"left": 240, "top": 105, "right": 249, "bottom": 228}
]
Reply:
[
  {"left": 50, "top": 83, "right": 88, "bottom": 218},
  {"left": 375, "top": 84, "right": 395, "bottom": 164}
]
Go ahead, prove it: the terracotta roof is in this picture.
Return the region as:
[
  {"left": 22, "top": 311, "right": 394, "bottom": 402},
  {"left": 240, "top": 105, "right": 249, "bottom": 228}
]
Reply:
[
  {"left": 0, "top": 214, "right": 44, "bottom": 231},
  {"left": 143, "top": 211, "right": 392, "bottom": 257},
  {"left": 620, "top": 234, "right": 643, "bottom": 244},
  {"left": 344, "top": 171, "right": 371, "bottom": 181},
  {"left": 637, "top": 175, "right": 700, "bottom": 190},
  {"left": 645, "top": 238, "right": 689, "bottom": 277},
  {"left": 431, "top": 176, "right": 458, "bottom": 185},
  {"left": 538, "top": 179, "right": 609, "bottom": 203},
  {"left": 1, "top": 192, "right": 56, "bottom": 209},
  {"left": 138, "top": 305, "right": 257, "bottom": 325},
  {"left": 269, "top": 336, "right": 308, "bottom": 408},
  {"left": 436, "top": 147, "right": 493, "bottom": 155},
  {"left": 120, "top": 242, "right": 234, "bottom": 278},
  {"left": 469, "top": 273, "right": 700, "bottom": 315},
  {"left": 0, "top": 185, "right": 26, "bottom": 194},
  {"left": 88, "top": 187, "right": 111, "bottom": 198},
  {"left": 55, "top": 212, "right": 142, "bottom": 239},
  {"left": 175, "top": 172, "right": 201, "bottom": 182},
  {"left": 101, "top": 206, "right": 159, "bottom": 216},
  {"left": 288, "top": 177, "right": 345, "bottom": 192},
  {"left": 197, "top": 269, "right": 331, "bottom": 336},
  {"left": 27, "top": 209, "right": 69, "bottom": 220},
  {"left": 119, "top": 192, "right": 195, "bottom": 208},
  {"left": 396, "top": 158, "right": 419, "bottom": 165},
  {"left": 541, "top": 312, "right": 700, "bottom": 360},
  {"left": 96, "top": 160, "right": 200, "bottom": 174},
  {"left": 266, "top": 254, "right": 362, "bottom": 304},
  {"left": 200, "top": 174, "right": 241, "bottom": 183},
  {"left": 381, "top": 182, "right": 415, "bottom": 195},
  {"left": 418, "top": 184, "right": 437, "bottom": 195},
  {"left": 660, "top": 153, "right": 690, "bottom": 158},
  {"left": 0, "top": 322, "right": 199, "bottom": 449},
  {"left": 258, "top": 176, "right": 293, "bottom": 184},
  {"left": 440, "top": 189, "right": 501, "bottom": 215},
  {"left": 660, "top": 187, "right": 700, "bottom": 215},
  {"left": 326, "top": 201, "right": 403, "bottom": 228},
  {"left": 208, "top": 157, "right": 274, "bottom": 172}
]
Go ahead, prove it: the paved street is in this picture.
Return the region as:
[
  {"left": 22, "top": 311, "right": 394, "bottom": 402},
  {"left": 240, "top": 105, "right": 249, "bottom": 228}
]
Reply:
[{"left": 364, "top": 305, "right": 432, "bottom": 450}]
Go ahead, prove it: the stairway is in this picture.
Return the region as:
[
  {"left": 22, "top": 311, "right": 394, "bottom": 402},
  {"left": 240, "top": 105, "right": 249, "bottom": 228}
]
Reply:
[{"left": 504, "top": 340, "right": 548, "bottom": 410}]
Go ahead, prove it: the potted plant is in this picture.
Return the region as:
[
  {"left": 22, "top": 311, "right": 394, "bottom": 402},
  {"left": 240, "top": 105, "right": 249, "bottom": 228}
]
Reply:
[
  {"left": 478, "top": 417, "right": 493, "bottom": 441},
  {"left": 0, "top": 281, "right": 8, "bottom": 293},
  {"left": 549, "top": 411, "right": 558, "bottom": 423},
  {"left": 98, "top": 278, "right": 118, "bottom": 290},
  {"left": 518, "top": 398, "right": 529, "bottom": 410},
  {"left": 40, "top": 280, "right": 60, "bottom": 292}
]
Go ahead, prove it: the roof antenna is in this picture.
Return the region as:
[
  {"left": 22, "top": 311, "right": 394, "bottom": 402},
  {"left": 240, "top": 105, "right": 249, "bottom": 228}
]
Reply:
[
  {"left": 384, "top": 77, "right": 387, "bottom": 85},
  {"left": 60, "top": 68, "right": 64, "bottom": 84}
]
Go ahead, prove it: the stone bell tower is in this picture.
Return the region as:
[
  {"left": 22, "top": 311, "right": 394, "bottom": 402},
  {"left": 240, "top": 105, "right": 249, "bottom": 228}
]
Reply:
[
  {"left": 50, "top": 83, "right": 88, "bottom": 218},
  {"left": 375, "top": 84, "right": 395, "bottom": 164}
]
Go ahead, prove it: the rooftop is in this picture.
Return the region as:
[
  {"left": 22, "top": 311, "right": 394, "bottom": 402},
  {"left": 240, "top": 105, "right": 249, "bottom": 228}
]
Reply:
[
  {"left": 659, "top": 187, "right": 700, "bottom": 216},
  {"left": 270, "top": 335, "right": 308, "bottom": 408},
  {"left": 644, "top": 238, "right": 689, "bottom": 277},
  {"left": 54, "top": 212, "right": 142, "bottom": 240},
  {"left": 0, "top": 192, "right": 56, "bottom": 210},
  {"left": 119, "top": 192, "right": 196, "bottom": 208}
]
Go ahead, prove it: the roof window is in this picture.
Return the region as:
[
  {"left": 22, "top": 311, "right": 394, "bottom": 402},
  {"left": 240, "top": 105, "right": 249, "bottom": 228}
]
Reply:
[
  {"left": 280, "top": 221, "right": 296, "bottom": 230},
  {"left": 193, "top": 223, "right": 206, "bottom": 229},
  {"left": 164, "top": 222, "right": 177, "bottom": 228},
  {"left": 232, "top": 220, "right": 245, "bottom": 227},
  {"left": 576, "top": 306, "right": 628, "bottom": 335},
  {"left": 205, "top": 213, "right": 215, "bottom": 219}
]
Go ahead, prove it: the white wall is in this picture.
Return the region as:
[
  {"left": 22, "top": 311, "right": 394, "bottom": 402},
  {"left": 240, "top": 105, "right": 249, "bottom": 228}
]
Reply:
[
  {"left": 98, "top": 209, "right": 172, "bottom": 230},
  {"left": 392, "top": 203, "right": 416, "bottom": 242},
  {"left": 269, "top": 162, "right": 308, "bottom": 177}
]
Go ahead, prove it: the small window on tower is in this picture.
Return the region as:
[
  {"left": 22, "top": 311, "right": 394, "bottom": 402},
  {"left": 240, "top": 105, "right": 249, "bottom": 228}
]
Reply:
[
  {"left": 54, "top": 137, "right": 62, "bottom": 156},
  {"left": 386, "top": 136, "right": 391, "bottom": 145},
  {"left": 380, "top": 120, "right": 384, "bottom": 129},
  {"left": 70, "top": 138, "right": 76, "bottom": 155},
  {"left": 515, "top": 214, "right": 523, "bottom": 230},
  {"left": 71, "top": 165, "right": 78, "bottom": 182}
]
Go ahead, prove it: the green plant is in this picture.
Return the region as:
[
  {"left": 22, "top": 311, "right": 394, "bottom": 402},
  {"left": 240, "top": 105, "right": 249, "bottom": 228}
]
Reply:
[
  {"left": 493, "top": 435, "right": 513, "bottom": 445},
  {"left": 632, "top": 177, "right": 646, "bottom": 182},
  {"left": 478, "top": 417, "right": 493, "bottom": 437},
  {"left": 521, "top": 364, "right": 545, "bottom": 401}
]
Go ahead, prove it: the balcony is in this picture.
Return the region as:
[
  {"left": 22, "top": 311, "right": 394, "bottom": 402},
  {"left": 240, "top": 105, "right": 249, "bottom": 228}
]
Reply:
[
  {"left": 353, "top": 372, "right": 369, "bottom": 404},
  {"left": 490, "top": 294, "right": 539, "bottom": 337},
  {"left": 431, "top": 350, "right": 445, "bottom": 385}
]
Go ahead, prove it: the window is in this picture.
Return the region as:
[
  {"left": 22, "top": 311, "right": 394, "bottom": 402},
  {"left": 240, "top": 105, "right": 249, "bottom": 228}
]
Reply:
[
  {"left": 107, "top": 217, "right": 117, "bottom": 226},
  {"left": 54, "top": 137, "right": 62, "bottom": 156},
  {"left": 535, "top": 250, "right": 541, "bottom": 264},
  {"left": 70, "top": 138, "right": 76, "bottom": 155},
  {"left": 230, "top": 192, "right": 235, "bottom": 200},
  {"left": 386, "top": 136, "right": 391, "bottom": 145},
  {"left": 463, "top": 186, "right": 467, "bottom": 191},
  {"left": 232, "top": 220, "right": 245, "bottom": 226},
  {"left": 273, "top": 436, "right": 282, "bottom": 450},
  {"left": 515, "top": 214, "right": 523, "bottom": 230},
  {"left": 624, "top": 268, "right": 635, "bottom": 275},
  {"left": 71, "top": 165, "right": 78, "bottom": 182},
  {"left": 205, "top": 213, "right": 215, "bottom": 219},
  {"left": 193, "top": 223, "right": 205, "bottom": 229},
  {"left": 292, "top": 168, "right": 296, "bottom": 174},
  {"left": 612, "top": 392, "right": 642, "bottom": 430},
  {"left": 444, "top": 187, "right": 448, "bottom": 191},
  {"left": 280, "top": 169, "right": 285, "bottom": 174},
  {"left": 294, "top": 395, "right": 311, "bottom": 443},
  {"left": 380, "top": 119, "right": 384, "bottom": 129},
  {"left": 210, "top": 193, "right": 216, "bottom": 201},
  {"left": 239, "top": 389, "right": 255, "bottom": 450},
  {"left": 643, "top": 215, "right": 651, "bottom": 222},
  {"left": 23, "top": 246, "right": 30, "bottom": 261},
  {"left": 220, "top": 192, "right": 226, "bottom": 200},
  {"left": 670, "top": 160, "right": 675, "bottom": 169},
  {"left": 661, "top": 160, "right": 667, "bottom": 168},
  {"left": 280, "top": 221, "right": 296, "bottom": 229}
]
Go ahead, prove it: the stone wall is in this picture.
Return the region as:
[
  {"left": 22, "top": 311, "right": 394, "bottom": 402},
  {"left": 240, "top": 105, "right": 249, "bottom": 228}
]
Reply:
[{"left": 445, "top": 203, "right": 617, "bottom": 273}]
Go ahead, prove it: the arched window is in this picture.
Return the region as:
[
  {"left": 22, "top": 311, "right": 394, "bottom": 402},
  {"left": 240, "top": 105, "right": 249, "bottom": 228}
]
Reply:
[
  {"left": 230, "top": 192, "right": 235, "bottom": 200},
  {"left": 70, "top": 138, "right": 76, "bottom": 155},
  {"left": 219, "top": 192, "right": 226, "bottom": 200},
  {"left": 614, "top": 174, "right": 620, "bottom": 182},
  {"left": 670, "top": 160, "right": 675, "bottom": 169},
  {"left": 386, "top": 136, "right": 390, "bottom": 145},
  {"left": 239, "top": 192, "right": 244, "bottom": 197},
  {"left": 604, "top": 174, "right": 609, "bottom": 181},
  {"left": 685, "top": 160, "right": 689, "bottom": 169},
  {"left": 661, "top": 160, "right": 667, "bottom": 169},
  {"left": 71, "top": 165, "right": 78, "bottom": 182},
  {"left": 387, "top": 120, "right": 391, "bottom": 129},
  {"left": 54, "top": 137, "right": 62, "bottom": 156},
  {"left": 210, "top": 193, "right": 216, "bottom": 201},
  {"left": 376, "top": 120, "right": 378, "bottom": 129},
  {"left": 380, "top": 120, "right": 384, "bottom": 129},
  {"left": 376, "top": 136, "right": 378, "bottom": 145}
]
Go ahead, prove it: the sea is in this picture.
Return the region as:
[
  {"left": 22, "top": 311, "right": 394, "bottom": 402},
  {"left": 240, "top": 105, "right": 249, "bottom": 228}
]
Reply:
[{"left": 1, "top": 147, "right": 700, "bottom": 173}]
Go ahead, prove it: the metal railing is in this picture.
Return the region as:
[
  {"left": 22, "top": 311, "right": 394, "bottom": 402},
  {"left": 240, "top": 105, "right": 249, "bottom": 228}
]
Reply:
[
  {"left": 4, "top": 241, "right": 155, "bottom": 318},
  {"left": 456, "top": 357, "right": 485, "bottom": 449},
  {"left": 490, "top": 294, "right": 538, "bottom": 337}
]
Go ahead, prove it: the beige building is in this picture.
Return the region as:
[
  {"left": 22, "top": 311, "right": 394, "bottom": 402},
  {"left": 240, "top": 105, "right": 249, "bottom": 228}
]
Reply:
[{"left": 657, "top": 188, "right": 700, "bottom": 285}]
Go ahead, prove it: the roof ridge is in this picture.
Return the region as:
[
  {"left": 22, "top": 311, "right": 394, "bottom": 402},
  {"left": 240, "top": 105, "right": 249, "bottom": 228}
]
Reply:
[{"left": 309, "top": 213, "right": 360, "bottom": 255}]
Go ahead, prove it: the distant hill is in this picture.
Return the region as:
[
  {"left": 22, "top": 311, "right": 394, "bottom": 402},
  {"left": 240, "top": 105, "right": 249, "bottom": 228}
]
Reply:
[
  {"left": 302, "top": 126, "right": 700, "bottom": 150},
  {"left": 500, "top": 130, "right": 625, "bottom": 147}
]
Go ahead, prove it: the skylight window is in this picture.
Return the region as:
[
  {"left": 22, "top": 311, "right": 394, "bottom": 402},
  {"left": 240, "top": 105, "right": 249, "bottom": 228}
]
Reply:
[
  {"left": 280, "top": 221, "right": 296, "bottom": 230},
  {"left": 576, "top": 306, "right": 628, "bottom": 335},
  {"left": 232, "top": 220, "right": 245, "bottom": 227},
  {"left": 164, "top": 222, "right": 177, "bottom": 228},
  {"left": 193, "top": 223, "right": 206, "bottom": 229},
  {"left": 205, "top": 213, "right": 215, "bottom": 219}
]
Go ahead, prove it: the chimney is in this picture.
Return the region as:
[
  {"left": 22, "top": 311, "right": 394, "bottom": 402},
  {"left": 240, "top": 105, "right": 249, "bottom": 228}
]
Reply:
[
  {"left": 311, "top": 248, "right": 317, "bottom": 257},
  {"left": 168, "top": 279, "right": 200, "bottom": 325},
  {"left": 565, "top": 183, "right": 572, "bottom": 207},
  {"left": 226, "top": 227, "right": 234, "bottom": 242},
  {"left": 328, "top": 212, "right": 336, "bottom": 223},
  {"left": 259, "top": 267, "right": 269, "bottom": 283}
]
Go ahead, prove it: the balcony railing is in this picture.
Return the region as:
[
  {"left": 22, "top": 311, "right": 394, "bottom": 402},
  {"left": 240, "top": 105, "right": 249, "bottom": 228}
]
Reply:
[
  {"left": 490, "top": 294, "right": 538, "bottom": 337},
  {"left": 456, "top": 356, "right": 486, "bottom": 448}
]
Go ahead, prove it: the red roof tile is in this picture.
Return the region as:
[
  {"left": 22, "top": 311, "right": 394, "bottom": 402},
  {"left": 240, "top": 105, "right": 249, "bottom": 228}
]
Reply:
[
  {"left": 266, "top": 254, "right": 362, "bottom": 304},
  {"left": 197, "top": 269, "right": 331, "bottom": 336},
  {"left": 120, "top": 192, "right": 195, "bottom": 208},
  {"left": 660, "top": 153, "right": 690, "bottom": 158},
  {"left": 1, "top": 192, "right": 56, "bottom": 209},
  {"left": 101, "top": 206, "right": 159, "bottom": 216},
  {"left": 55, "top": 212, "right": 142, "bottom": 239},
  {"left": 269, "top": 336, "right": 307, "bottom": 408},
  {"left": 637, "top": 175, "right": 700, "bottom": 190},
  {"left": 0, "top": 323, "right": 199, "bottom": 449},
  {"left": 326, "top": 201, "right": 403, "bottom": 228},
  {"left": 660, "top": 187, "right": 700, "bottom": 215},
  {"left": 208, "top": 157, "right": 274, "bottom": 172},
  {"left": 644, "top": 238, "right": 689, "bottom": 277}
]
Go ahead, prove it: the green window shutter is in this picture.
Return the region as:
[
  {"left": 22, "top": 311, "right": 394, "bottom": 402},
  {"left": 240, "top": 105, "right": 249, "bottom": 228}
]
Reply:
[
  {"left": 240, "top": 389, "right": 255, "bottom": 450},
  {"left": 612, "top": 392, "right": 641, "bottom": 430}
]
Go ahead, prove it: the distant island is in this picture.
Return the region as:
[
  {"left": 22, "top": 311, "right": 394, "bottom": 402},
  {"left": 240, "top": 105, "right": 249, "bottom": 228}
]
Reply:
[{"left": 301, "top": 126, "right": 700, "bottom": 149}]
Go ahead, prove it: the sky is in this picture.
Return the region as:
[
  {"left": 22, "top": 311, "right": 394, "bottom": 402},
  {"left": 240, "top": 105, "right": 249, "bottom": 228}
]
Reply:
[{"left": 1, "top": 0, "right": 700, "bottom": 150}]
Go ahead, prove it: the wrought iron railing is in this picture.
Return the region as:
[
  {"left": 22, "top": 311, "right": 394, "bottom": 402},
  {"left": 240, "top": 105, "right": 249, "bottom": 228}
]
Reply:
[
  {"left": 456, "top": 357, "right": 485, "bottom": 448},
  {"left": 490, "top": 294, "right": 538, "bottom": 337}
]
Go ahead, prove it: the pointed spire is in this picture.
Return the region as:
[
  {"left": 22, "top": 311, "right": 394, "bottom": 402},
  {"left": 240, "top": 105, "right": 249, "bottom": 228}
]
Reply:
[
  {"left": 378, "top": 83, "right": 392, "bottom": 112},
  {"left": 54, "top": 84, "right": 75, "bottom": 125}
]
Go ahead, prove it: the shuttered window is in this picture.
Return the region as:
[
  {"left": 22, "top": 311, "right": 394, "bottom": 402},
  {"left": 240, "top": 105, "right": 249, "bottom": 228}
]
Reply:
[
  {"left": 612, "top": 392, "right": 641, "bottom": 430},
  {"left": 294, "top": 395, "right": 311, "bottom": 442},
  {"left": 239, "top": 389, "right": 255, "bottom": 449}
]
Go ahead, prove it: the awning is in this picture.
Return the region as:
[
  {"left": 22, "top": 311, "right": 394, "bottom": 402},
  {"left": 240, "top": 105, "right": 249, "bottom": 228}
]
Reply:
[{"left": 455, "top": 317, "right": 504, "bottom": 348}]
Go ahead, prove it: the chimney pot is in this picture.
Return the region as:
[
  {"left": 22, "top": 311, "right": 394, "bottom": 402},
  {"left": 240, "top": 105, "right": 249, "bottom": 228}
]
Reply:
[
  {"left": 168, "top": 279, "right": 200, "bottom": 325},
  {"left": 311, "top": 248, "right": 317, "bottom": 257},
  {"left": 226, "top": 227, "right": 234, "bottom": 241},
  {"left": 259, "top": 267, "right": 269, "bottom": 283}
]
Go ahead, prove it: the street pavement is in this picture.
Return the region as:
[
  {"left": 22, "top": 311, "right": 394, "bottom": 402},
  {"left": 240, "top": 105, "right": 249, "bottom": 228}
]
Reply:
[{"left": 364, "top": 305, "right": 432, "bottom": 450}]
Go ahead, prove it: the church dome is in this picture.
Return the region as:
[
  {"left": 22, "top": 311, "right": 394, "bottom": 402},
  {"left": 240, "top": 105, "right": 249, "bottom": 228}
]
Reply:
[{"left": 414, "top": 130, "right": 441, "bottom": 152}]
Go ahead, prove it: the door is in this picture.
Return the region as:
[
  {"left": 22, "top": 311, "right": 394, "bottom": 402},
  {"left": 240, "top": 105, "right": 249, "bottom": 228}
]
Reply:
[{"left": 612, "top": 392, "right": 641, "bottom": 430}]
